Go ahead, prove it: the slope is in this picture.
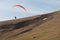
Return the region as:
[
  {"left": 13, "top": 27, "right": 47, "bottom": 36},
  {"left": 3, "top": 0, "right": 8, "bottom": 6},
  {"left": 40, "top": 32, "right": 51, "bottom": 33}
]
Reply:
[{"left": 0, "top": 11, "right": 60, "bottom": 40}]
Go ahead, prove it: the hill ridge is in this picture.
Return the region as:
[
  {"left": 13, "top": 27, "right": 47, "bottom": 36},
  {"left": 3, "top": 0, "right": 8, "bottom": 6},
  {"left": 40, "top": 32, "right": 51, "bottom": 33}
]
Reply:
[{"left": 0, "top": 11, "right": 60, "bottom": 40}]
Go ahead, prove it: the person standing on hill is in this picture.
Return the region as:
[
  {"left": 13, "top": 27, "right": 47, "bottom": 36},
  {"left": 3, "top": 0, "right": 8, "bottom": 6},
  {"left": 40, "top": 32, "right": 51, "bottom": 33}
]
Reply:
[{"left": 15, "top": 16, "right": 17, "bottom": 19}]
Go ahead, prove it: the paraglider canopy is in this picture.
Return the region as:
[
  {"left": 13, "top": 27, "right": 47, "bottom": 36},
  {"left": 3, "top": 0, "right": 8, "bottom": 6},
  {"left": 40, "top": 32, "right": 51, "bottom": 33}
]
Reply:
[{"left": 12, "top": 4, "right": 27, "bottom": 13}]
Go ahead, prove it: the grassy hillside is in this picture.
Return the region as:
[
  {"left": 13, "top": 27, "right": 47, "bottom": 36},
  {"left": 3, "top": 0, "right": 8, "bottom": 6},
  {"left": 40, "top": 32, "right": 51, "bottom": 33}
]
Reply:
[{"left": 0, "top": 11, "right": 60, "bottom": 40}]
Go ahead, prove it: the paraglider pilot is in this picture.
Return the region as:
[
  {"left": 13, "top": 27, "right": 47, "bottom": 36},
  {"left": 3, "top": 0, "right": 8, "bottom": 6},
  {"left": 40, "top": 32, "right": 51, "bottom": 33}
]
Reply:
[{"left": 15, "top": 16, "right": 17, "bottom": 19}]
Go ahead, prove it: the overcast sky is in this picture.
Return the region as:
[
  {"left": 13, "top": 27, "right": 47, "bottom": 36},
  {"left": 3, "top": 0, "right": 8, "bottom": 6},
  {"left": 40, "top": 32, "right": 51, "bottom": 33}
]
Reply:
[{"left": 0, "top": 0, "right": 60, "bottom": 21}]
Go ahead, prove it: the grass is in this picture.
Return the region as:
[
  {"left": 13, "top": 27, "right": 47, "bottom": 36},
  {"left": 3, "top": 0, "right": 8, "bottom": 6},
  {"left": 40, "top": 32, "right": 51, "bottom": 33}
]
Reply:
[{"left": 0, "top": 11, "right": 60, "bottom": 40}]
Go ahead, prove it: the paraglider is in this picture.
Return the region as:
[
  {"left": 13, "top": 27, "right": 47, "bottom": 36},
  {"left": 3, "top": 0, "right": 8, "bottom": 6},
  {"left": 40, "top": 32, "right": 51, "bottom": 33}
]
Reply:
[
  {"left": 12, "top": 4, "right": 27, "bottom": 13},
  {"left": 12, "top": 4, "right": 28, "bottom": 19}
]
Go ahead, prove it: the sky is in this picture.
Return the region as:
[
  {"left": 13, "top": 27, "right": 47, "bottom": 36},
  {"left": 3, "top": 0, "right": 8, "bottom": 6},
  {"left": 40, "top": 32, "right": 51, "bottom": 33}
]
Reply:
[{"left": 0, "top": 0, "right": 60, "bottom": 21}]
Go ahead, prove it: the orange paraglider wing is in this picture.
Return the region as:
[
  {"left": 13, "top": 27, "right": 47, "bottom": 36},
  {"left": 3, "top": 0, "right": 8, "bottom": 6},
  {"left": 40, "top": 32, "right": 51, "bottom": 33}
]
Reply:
[{"left": 13, "top": 4, "right": 27, "bottom": 13}]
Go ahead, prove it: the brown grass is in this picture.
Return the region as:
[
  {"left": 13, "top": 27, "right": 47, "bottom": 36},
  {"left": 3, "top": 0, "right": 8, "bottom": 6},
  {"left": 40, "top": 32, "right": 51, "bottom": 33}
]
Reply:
[{"left": 0, "top": 11, "right": 60, "bottom": 40}]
